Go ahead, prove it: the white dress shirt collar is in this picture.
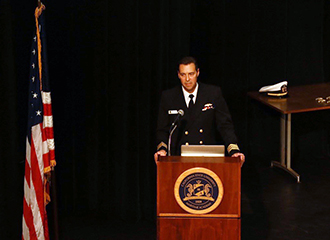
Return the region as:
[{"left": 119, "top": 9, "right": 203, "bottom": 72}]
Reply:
[{"left": 182, "top": 83, "right": 199, "bottom": 107}]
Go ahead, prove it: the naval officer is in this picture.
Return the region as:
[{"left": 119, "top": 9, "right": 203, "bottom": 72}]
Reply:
[{"left": 154, "top": 56, "right": 245, "bottom": 165}]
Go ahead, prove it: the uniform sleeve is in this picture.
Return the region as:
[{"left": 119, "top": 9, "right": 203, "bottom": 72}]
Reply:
[
  {"left": 156, "top": 92, "right": 171, "bottom": 152},
  {"left": 214, "top": 87, "right": 241, "bottom": 156}
]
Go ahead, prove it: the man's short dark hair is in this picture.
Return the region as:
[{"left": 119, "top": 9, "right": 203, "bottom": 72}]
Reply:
[{"left": 177, "top": 56, "right": 198, "bottom": 71}]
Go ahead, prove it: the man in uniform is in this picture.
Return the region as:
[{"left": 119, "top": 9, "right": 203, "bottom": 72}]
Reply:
[{"left": 154, "top": 56, "right": 245, "bottom": 165}]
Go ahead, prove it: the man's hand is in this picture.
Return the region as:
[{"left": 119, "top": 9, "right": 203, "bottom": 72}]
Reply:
[
  {"left": 154, "top": 150, "right": 167, "bottom": 164},
  {"left": 231, "top": 152, "right": 245, "bottom": 167}
]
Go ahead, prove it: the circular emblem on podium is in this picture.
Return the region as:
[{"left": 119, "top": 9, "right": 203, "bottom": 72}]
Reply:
[{"left": 174, "top": 167, "right": 224, "bottom": 214}]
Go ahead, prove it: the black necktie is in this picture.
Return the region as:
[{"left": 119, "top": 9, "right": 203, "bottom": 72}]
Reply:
[{"left": 188, "top": 94, "right": 194, "bottom": 109}]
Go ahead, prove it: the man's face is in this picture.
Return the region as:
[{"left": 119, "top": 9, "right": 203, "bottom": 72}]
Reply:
[{"left": 178, "top": 63, "right": 200, "bottom": 93}]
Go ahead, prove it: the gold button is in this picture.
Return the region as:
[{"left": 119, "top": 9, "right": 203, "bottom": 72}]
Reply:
[
  {"left": 185, "top": 131, "right": 189, "bottom": 135},
  {"left": 186, "top": 142, "right": 189, "bottom": 145},
  {"left": 199, "top": 129, "right": 203, "bottom": 133},
  {"left": 199, "top": 141, "right": 203, "bottom": 144}
]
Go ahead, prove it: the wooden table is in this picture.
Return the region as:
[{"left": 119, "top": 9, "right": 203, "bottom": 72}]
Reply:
[{"left": 248, "top": 82, "right": 330, "bottom": 182}]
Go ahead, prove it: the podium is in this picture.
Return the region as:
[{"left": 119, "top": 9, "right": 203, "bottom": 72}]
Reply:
[{"left": 157, "top": 156, "right": 241, "bottom": 240}]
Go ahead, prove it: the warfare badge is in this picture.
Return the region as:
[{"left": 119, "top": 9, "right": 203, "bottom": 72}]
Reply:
[{"left": 174, "top": 167, "right": 224, "bottom": 214}]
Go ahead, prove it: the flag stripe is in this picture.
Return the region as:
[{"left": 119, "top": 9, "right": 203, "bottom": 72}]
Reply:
[
  {"left": 30, "top": 129, "right": 46, "bottom": 240},
  {"left": 23, "top": 197, "right": 34, "bottom": 240},
  {"left": 43, "top": 116, "right": 53, "bottom": 128},
  {"left": 41, "top": 92, "right": 51, "bottom": 104}
]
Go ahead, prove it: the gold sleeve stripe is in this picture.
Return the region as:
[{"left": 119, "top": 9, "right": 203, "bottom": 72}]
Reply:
[
  {"left": 157, "top": 142, "right": 167, "bottom": 151},
  {"left": 227, "top": 144, "right": 240, "bottom": 153}
]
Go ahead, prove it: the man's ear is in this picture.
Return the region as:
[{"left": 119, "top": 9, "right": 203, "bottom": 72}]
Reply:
[{"left": 177, "top": 70, "right": 182, "bottom": 79}]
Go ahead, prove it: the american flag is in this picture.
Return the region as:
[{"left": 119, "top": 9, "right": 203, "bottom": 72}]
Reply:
[{"left": 22, "top": 4, "right": 56, "bottom": 240}]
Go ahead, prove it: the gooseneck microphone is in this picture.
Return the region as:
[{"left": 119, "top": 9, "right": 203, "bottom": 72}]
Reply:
[
  {"left": 168, "top": 109, "right": 184, "bottom": 156},
  {"left": 171, "top": 109, "right": 184, "bottom": 127}
]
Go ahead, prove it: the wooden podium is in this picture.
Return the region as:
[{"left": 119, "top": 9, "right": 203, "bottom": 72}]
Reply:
[{"left": 157, "top": 156, "right": 241, "bottom": 240}]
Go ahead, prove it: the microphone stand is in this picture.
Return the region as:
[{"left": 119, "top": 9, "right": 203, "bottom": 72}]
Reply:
[
  {"left": 167, "top": 109, "right": 184, "bottom": 156},
  {"left": 168, "top": 124, "right": 178, "bottom": 156}
]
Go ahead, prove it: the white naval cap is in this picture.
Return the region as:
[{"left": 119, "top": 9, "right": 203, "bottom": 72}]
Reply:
[{"left": 259, "top": 81, "right": 288, "bottom": 97}]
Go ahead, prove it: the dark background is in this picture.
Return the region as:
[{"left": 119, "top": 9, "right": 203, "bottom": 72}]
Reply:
[{"left": 1, "top": 0, "right": 330, "bottom": 239}]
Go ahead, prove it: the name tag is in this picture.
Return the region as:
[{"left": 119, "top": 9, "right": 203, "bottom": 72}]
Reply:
[{"left": 168, "top": 110, "right": 179, "bottom": 115}]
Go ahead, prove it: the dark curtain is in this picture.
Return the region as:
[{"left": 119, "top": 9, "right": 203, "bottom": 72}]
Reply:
[{"left": 1, "top": 0, "right": 329, "bottom": 238}]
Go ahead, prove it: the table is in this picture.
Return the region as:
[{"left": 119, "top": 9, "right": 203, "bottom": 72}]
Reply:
[{"left": 248, "top": 82, "right": 330, "bottom": 182}]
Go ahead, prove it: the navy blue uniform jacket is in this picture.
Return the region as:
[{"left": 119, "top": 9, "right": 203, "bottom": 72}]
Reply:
[{"left": 156, "top": 82, "right": 240, "bottom": 156}]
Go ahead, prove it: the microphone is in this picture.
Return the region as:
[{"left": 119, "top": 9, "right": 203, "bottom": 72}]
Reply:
[
  {"left": 168, "top": 109, "right": 184, "bottom": 156},
  {"left": 171, "top": 109, "right": 184, "bottom": 127}
]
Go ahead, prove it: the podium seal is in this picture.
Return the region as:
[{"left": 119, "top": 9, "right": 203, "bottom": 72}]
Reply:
[{"left": 174, "top": 167, "right": 224, "bottom": 214}]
